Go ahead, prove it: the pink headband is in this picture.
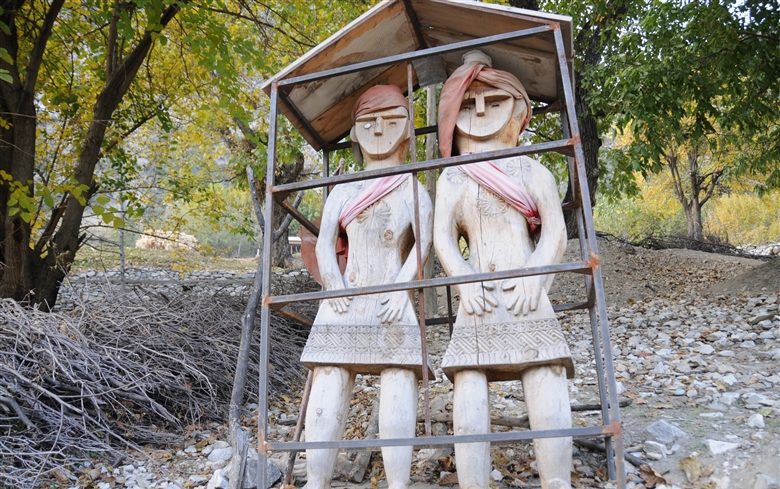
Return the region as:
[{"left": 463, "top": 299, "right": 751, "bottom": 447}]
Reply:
[
  {"left": 352, "top": 85, "right": 408, "bottom": 122},
  {"left": 437, "top": 62, "right": 532, "bottom": 158}
]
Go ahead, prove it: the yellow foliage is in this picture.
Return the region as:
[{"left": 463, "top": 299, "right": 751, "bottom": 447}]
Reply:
[{"left": 705, "top": 191, "right": 780, "bottom": 245}]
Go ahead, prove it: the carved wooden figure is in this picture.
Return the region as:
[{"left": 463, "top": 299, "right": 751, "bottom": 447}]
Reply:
[
  {"left": 434, "top": 51, "right": 574, "bottom": 489},
  {"left": 299, "top": 85, "right": 433, "bottom": 488}
]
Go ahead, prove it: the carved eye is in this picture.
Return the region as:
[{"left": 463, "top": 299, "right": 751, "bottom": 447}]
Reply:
[
  {"left": 491, "top": 102, "right": 501, "bottom": 108},
  {"left": 389, "top": 121, "right": 397, "bottom": 126},
  {"left": 363, "top": 123, "right": 372, "bottom": 129}
]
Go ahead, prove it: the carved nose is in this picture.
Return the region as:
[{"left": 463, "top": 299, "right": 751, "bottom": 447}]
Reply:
[
  {"left": 373, "top": 116, "right": 384, "bottom": 135},
  {"left": 475, "top": 92, "right": 486, "bottom": 117}
]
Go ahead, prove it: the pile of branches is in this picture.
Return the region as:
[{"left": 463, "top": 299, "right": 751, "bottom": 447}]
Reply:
[
  {"left": 0, "top": 286, "right": 313, "bottom": 488},
  {"left": 597, "top": 231, "right": 770, "bottom": 260}
]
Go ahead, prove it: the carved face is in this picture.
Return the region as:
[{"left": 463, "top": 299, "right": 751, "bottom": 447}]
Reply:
[
  {"left": 354, "top": 106, "right": 410, "bottom": 159},
  {"left": 455, "top": 86, "right": 515, "bottom": 140}
]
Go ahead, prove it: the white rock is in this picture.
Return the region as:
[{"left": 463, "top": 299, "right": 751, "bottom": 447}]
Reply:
[
  {"left": 189, "top": 475, "right": 209, "bottom": 484},
  {"left": 208, "top": 447, "right": 233, "bottom": 464},
  {"left": 706, "top": 439, "right": 740, "bottom": 455},
  {"left": 645, "top": 420, "right": 688, "bottom": 444},
  {"left": 490, "top": 469, "right": 504, "bottom": 481},
  {"left": 207, "top": 469, "right": 229, "bottom": 489},
  {"left": 697, "top": 344, "right": 715, "bottom": 355},
  {"left": 746, "top": 413, "right": 765, "bottom": 428}
]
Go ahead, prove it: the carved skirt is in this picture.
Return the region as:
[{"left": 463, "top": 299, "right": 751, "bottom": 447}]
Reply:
[
  {"left": 300, "top": 294, "right": 427, "bottom": 377},
  {"left": 441, "top": 293, "right": 575, "bottom": 382}
]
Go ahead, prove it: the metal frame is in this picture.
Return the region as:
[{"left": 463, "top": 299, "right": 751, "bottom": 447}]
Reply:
[{"left": 257, "top": 22, "right": 625, "bottom": 488}]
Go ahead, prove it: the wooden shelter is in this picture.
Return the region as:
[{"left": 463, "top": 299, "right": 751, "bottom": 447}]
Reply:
[{"left": 256, "top": 1, "right": 626, "bottom": 487}]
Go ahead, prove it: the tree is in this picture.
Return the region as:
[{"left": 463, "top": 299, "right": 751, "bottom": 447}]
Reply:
[
  {"left": 594, "top": 0, "right": 780, "bottom": 240},
  {"left": 508, "top": 0, "right": 639, "bottom": 237}
]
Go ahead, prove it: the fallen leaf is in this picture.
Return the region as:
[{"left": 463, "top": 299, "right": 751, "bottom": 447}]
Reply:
[
  {"left": 680, "top": 455, "right": 701, "bottom": 482},
  {"left": 639, "top": 463, "right": 669, "bottom": 487},
  {"left": 439, "top": 471, "right": 459, "bottom": 485}
]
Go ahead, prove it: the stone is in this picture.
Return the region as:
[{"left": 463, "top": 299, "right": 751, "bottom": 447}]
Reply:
[
  {"left": 232, "top": 450, "right": 282, "bottom": 489},
  {"left": 706, "top": 439, "right": 739, "bottom": 455},
  {"left": 189, "top": 475, "right": 209, "bottom": 484},
  {"left": 207, "top": 447, "right": 233, "bottom": 464},
  {"left": 746, "top": 413, "right": 765, "bottom": 428},
  {"left": 490, "top": 469, "right": 504, "bottom": 481},
  {"left": 206, "top": 469, "right": 228, "bottom": 489},
  {"left": 752, "top": 473, "right": 779, "bottom": 489},
  {"left": 645, "top": 420, "right": 689, "bottom": 444},
  {"left": 697, "top": 344, "right": 715, "bottom": 355},
  {"left": 643, "top": 440, "right": 666, "bottom": 460}
]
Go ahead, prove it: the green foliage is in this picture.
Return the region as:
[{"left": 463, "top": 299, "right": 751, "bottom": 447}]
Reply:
[{"left": 591, "top": 0, "right": 780, "bottom": 196}]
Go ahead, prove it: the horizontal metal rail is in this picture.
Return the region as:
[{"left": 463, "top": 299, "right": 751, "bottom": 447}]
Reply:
[
  {"left": 277, "top": 25, "right": 554, "bottom": 88},
  {"left": 272, "top": 138, "right": 574, "bottom": 194},
  {"left": 267, "top": 425, "right": 606, "bottom": 451},
  {"left": 265, "top": 261, "right": 592, "bottom": 305}
]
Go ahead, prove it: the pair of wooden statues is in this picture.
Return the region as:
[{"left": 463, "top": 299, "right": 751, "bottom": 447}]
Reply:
[{"left": 299, "top": 51, "right": 573, "bottom": 489}]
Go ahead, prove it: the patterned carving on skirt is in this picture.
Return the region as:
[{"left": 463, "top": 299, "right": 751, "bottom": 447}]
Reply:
[{"left": 442, "top": 318, "right": 574, "bottom": 380}]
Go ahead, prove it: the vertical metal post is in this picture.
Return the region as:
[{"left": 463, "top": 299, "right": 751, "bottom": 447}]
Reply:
[
  {"left": 552, "top": 26, "right": 625, "bottom": 486},
  {"left": 559, "top": 106, "right": 611, "bottom": 457},
  {"left": 257, "top": 81, "right": 279, "bottom": 486},
  {"left": 323, "top": 149, "right": 330, "bottom": 202},
  {"left": 408, "top": 63, "right": 432, "bottom": 437}
]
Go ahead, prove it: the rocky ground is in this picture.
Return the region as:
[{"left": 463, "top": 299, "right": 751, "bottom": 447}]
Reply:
[{"left": 70, "top": 238, "right": 778, "bottom": 489}]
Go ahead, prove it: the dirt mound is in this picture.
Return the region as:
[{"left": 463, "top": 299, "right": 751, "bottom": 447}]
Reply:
[
  {"left": 708, "top": 257, "right": 780, "bottom": 296},
  {"left": 549, "top": 237, "right": 766, "bottom": 306}
]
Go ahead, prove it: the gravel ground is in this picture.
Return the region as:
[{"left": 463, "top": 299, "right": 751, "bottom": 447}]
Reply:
[{"left": 71, "top": 239, "right": 778, "bottom": 489}]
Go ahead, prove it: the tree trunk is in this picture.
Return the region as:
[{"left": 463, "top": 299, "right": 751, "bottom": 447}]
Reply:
[
  {"left": 271, "top": 204, "right": 292, "bottom": 268},
  {"left": 0, "top": 4, "right": 180, "bottom": 309}
]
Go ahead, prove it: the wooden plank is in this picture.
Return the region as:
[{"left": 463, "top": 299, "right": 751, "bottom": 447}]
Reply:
[{"left": 423, "top": 29, "right": 559, "bottom": 101}]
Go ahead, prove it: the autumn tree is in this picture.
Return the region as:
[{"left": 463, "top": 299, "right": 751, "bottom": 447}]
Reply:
[{"left": 594, "top": 0, "right": 779, "bottom": 240}]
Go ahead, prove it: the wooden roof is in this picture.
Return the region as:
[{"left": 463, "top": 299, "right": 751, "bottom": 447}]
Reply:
[{"left": 262, "top": 0, "right": 574, "bottom": 151}]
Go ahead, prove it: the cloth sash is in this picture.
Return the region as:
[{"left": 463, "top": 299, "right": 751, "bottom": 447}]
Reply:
[
  {"left": 460, "top": 159, "right": 540, "bottom": 234},
  {"left": 335, "top": 174, "right": 410, "bottom": 257}
]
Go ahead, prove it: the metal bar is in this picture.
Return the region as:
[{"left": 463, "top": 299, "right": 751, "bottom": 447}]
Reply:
[
  {"left": 274, "top": 307, "right": 313, "bottom": 328},
  {"left": 445, "top": 285, "right": 454, "bottom": 335},
  {"left": 275, "top": 194, "right": 319, "bottom": 236},
  {"left": 424, "top": 300, "right": 589, "bottom": 326},
  {"left": 323, "top": 150, "right": 330, "bottom": 202},
  {"left": 267, "top": 261, "right": 592, "bottom": 305},
  {"left": 407, "top": 63, "right": 432, "bottom": 437},
  {"left": 324, "top": 124, "right": 438, "bottom": 151},
  {"left": 256, "top": 81, "right": 279, "bottom": 486},
  {"left": 278, "top": 89, "right": 327, "bottom": 149},
  {"left": 278, "top": 25, "right": 553, "bottom": 88},
  {"left": 273, "top": 139, "right": 574, "bottom": 194},
  {"left": 284, "top": 369, "right": 313, "bottom": 485},
  {"left": 268, "top": 425, "right": 607, "bottom": 451},
  {"left": 554, "top": 26, "right": 625, "bottom": 487}
]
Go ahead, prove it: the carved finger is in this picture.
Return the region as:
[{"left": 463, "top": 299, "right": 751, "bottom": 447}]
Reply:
[
  {"left": 529, "top": 288, "right": 540, "bottom": 312},
  {"left": 471, "top": 298, "right": 485, "bottom": 316},
  {"left": 483, "top": 291, "right": 499, "bottom": 308},
  {"left": 507, "top": 293, "right": 520, "bottom": 311},
  {"left": 522, "top": 293, "right": 532, "bottom": 315},
  {"left": 513, "top": 295, "right": 526, "bottom": 316},
  {"left": 394, "top": 304, "right": 404, "bottom": 321},
  {"left": 463, "top": 298, "right": 475, "bottom": 315},
  {"left": 501, "top": 279, "right": 517, "bottom": 291}
]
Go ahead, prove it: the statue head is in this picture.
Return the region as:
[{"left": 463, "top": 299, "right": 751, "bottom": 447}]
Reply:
[
  {"left": 438, "top": 50, "right": 532, "bottom": 157},
  {"left": 350, "top": 85, "right": 410, "bottom": 162}
]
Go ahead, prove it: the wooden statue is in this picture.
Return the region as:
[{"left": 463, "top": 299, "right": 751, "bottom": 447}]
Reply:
[
  {"left": 299, "top": 85, "right": 433, "bottom": 488},
  {"left": 433, "top": 50, "right": 574, "bottom": 489}
]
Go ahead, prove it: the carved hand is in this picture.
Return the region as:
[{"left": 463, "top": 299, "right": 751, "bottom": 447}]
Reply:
[
  {"left": 458, "top": 282, "right": 498, "bottom": 316},
  {"left": 377, "top": 291, "right": 408, "bottom": 324},
  {"left": 501, "top": 276, "right": 543, "bottom": 316}
]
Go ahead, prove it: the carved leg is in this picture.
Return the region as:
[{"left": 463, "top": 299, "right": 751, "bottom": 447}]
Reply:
[
  {"left": 304, "top": 366, "right": 355, "bottom": 489},
  {"left": 379, "top": 368, "right": 417, "bottom": 489},
  {"left": 453, "top": 369, "right": 490, "bottom": 488},
  {"left": 521, "top": 365, "right": 572, "bottom": 489}
]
